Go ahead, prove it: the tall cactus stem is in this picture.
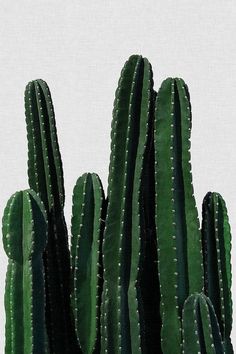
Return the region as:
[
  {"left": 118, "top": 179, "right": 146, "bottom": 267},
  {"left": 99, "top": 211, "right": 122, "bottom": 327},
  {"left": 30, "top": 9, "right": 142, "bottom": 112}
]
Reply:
[
  {"left": 25, "top": 80, "right": 78, "bottom": 353},
  {"left": 154, "top": 78, "right": 204, "bottom": 354},
  {"left": 101, "top": 54, "right": 157, "bottom": 353}
]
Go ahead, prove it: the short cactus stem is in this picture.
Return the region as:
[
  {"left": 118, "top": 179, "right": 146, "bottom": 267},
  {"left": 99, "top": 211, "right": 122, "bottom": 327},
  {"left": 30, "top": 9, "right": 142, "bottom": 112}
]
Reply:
[
  {"left": 182, "top": 293, "right": 224, "bottom": 354},
  {"left": 71, "top": 173, "right": 106, "bottom": 354},
  {"left": 201, "top": 192, "right": 233, "bottom": 353},
  {"left": 2, "top": 189, "right": 48, "bottom": 354}
]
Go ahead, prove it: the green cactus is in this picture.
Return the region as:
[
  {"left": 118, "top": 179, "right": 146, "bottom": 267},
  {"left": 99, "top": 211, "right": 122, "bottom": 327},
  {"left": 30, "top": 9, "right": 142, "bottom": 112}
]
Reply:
[
  {"left": 154, "top": 77, "right": 204, "bottom": 354},
  {"left": 2, "top": 189, "right": 48, "bottom": 354},
  {"left": 2, "top": 55, "right": 234, "bottom": 354},
  {"left": 24, "top": 79, "right": 78, "bottom": 353},
  {"left": 182, "top": 293, "right": 224, "bottom": 354},
  {"left": 101, "top": 54, "right": 160, "bottom": 353},
  {"left": 71, "top": 173, "right": 106, "bottom": 354},
  {"left": 201, "top": 192, "right": 233, "bottom": 353}
]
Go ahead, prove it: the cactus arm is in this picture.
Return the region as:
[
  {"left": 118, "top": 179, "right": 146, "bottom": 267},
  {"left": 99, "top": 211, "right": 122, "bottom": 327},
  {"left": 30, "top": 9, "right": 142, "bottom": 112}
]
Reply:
[
  {"left": 25, "top": 80, "right": 77, "bottom": 353},
  {"left": 25, "top": 81, "right": 51, "bottom": 211},
  {"left": 70, "top": 175, "right": 85, "bottom": 274},
  {"left": 102, "top": 55, "right": 155, "bottom": 353},
  {"left": 71, "top": 173, "right": 105, "bottom": 353},
  {"left": 4, "top": 260, "right": 23, "bottom": 354},
  {"left": 201, "top": 296, "right": 225, "bottom": 353},
  {"left": 198, "top": 296, "right": 217, "bottom": 352},
  {"left": 154, "top": 78, "right": 204, "bottom": 353},
  {"left": 154, "top": 78, "right": 182, "bottom": 354},
  {"left": 25, "top": 80, "right": 64, "bottom": 210},
  {"left": 3, "top": 192, "right": 24, "bottom": 354},
  {"left": 201, "top": 192, "right": 233, "bottom": 353},
  {"left": 128, "top": 57, "right": 154, "bottom": 354},
  {"left": 91, "top": 173, "right": 106, "bottom": 354},
  {"left": 220, "top": 196, "right": 233, "bottom": 354},
  {"left": 139, "top": 89, "right": 162, "bottom": 353},
  {"left": 38, "top": 79, "right": 64, "bottom": 206},
  {"left": 24, "top": 191, "right": 48, "bottom": 352},
  {"left": 2, "top": 190, "right": 47, "bottom": 354},
  {"left": 182, "top": 294, "right": 202, "bottom": 353},
  {"left": 182, "top": 293, "right": 224, "bottom": 354},
  {"left": 175, "top": 79, "right": 203, "bottom": 293},
  {"left": 102, "top": 54, "right": 141, "bottom": 353}
]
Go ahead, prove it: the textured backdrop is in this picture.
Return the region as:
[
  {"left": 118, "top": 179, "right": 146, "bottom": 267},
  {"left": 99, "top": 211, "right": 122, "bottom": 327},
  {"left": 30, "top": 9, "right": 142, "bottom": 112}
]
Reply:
[{"left": 0, "top": 1, "right": 235, "bottom": 351}]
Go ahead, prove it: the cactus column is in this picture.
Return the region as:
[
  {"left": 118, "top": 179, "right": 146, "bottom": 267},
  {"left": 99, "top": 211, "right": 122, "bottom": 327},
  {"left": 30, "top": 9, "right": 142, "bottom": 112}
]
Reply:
[
  {"left": 71, "top": 173, "right": 106, "bottom": 354},
  {"left": 201, "top": 192, "right": 233, "bottom": 353},
  {"left": 101, "top": 54, "right": 160, "bottom": 353},
  {"left": 2, "top": 189, "right": 48, "bottom": 354},
  {"left": 25, "top": 80, "right": 78, "bottom": 353},
  {"left": 154, "top": 78, "right": 204, "bottom": 354},
  {"left": 182, "top": 293, "right": 224, "bottom": 353}
]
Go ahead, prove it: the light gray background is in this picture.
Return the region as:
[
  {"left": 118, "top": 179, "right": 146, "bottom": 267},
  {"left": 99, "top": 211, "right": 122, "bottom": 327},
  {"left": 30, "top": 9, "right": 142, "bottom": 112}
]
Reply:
[{"left": 0, "top": 0, "right": 236, "bottom": 351}]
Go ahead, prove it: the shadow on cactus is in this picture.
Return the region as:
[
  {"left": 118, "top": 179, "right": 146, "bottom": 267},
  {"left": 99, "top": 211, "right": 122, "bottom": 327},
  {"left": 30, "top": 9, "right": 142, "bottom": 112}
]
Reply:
[{"left": 2, "top": 55, "right": 234, "bottom": 354}]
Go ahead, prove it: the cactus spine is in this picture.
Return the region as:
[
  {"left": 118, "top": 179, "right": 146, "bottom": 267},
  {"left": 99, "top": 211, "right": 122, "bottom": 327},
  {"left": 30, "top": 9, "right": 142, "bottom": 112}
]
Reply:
[
  {"left": 71, "top": 173, "right": 106, "bottom": 354},
  {"left": 182, "top": 293, "right": 224, "bottom": 353},
  {"left": 24, "top": 80, "right": 78, "bottom": 353},
  {"left": 201, "top": 192, "right": 233, "bottom": 353},
  {"left": 2, "top": 189, "right": 48, "bottom": 354}
]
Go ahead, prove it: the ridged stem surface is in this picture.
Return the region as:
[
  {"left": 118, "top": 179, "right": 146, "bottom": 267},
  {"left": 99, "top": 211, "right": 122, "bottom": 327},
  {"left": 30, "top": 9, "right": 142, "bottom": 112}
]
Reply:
[
  {"left": 182, "top": 293, "right": 224, "bottom": 354},
  {"left": 25, "top": 80, "right": 78, "bottom": 353},
  {"left": 201, "top": 192, "right": 233, "bottom": 353},
  {"left": 101, "top": 54, "right": 157, "bottom": 353},
  {"left": 71, "top": 173, "right": 105, "bottom": 354},
  {"left": 2, "top": 189, "right": 47, "bottom": 354},
  {"left": 154, "top": 78, "right": 203, "bottom": 354}
]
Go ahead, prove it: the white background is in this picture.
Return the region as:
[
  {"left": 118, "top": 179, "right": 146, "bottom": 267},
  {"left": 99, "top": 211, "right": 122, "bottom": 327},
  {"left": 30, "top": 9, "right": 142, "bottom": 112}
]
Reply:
[{"left": 0, "top": 1, "right": 236, "bottom": 351}]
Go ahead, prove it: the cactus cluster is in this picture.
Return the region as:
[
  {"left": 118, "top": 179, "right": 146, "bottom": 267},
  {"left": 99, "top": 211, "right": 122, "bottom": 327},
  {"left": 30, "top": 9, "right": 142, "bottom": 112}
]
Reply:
[{"left": 2, "top": 55, "right": 234, "bottom": 354}]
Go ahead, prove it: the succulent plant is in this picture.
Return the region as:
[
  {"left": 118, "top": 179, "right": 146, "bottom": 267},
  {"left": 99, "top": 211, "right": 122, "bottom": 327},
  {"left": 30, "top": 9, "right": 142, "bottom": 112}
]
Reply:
[
  {"left": 2, "top": 55, "right": 234, "bottom": 354},
  {"left": 154, "top": 77, "right": 204, "bottom": 353},
  {"left": 24, "top": 79, "right": 78, "bottom": 353},
  {"left": 101, "top": 55, "right": 161, "bottom": 353},
  {"left": 182, "top": 293, "right": 224, "bottom": 354},
  {"left": 202, "top": 191, "right": 233, "bottom": 353},
  {"left": 2, "top": 189, "right": 48, "bottom": 354},
  {"left": 71, "top": 173, "right": 106, "bottom": 353}
]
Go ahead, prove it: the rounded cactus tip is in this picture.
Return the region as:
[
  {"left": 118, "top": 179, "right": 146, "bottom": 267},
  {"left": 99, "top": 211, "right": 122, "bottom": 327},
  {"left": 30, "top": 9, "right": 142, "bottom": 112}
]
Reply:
[
  {"left": 2, "top": 189, "right": 47, "bottom": 263},
  {"left": 25, "top": 78, "right": 50, "bottom": 94}
]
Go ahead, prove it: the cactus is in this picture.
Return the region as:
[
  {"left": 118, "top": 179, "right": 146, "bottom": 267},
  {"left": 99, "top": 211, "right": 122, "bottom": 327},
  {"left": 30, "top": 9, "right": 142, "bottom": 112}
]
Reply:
[
  {"left": 201, "top": 192, "right": 233, "bottom": 353},
  {"left": 71, "top": 173, "right": 106, "bottom": 354},
  {"left": 2, "top": 55, "right": 234, "bottom": 354},
  {"left": 101, "top": 54, "right": 161, "bottom": 353},
  {"left": 24, "top": 79, "right": 78, "bottom": 353},
  {"left": 2, "top": 189, "right": 48, "bottom": 354},
  {"left": 182, "top": 293, "right": 224, "bottom": 354},
  {"left": 154, "top": 77, "right": 204, "bottom": 354}
]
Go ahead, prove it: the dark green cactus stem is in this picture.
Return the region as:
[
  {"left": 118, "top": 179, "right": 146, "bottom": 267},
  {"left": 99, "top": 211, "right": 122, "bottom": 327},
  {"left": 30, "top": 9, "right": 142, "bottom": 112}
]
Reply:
[
  {"left": 25, "top": 80, "right": 78, "bottom": 353},
  {"left": 101, "top": 54, "right": 159, "bottom": 353},
  {"left": 2, "top": 189, "right": 47, "bottom": 354},
  {"left": 154, "top": 78, "right": 204, "bottom": 354},
  {"left": 71, "top": 173, "right": 106, "bottom": 354},
  {"left": 182, "top": 293, "right": 224, "bottom": 354},
  {"left": 201, "top": 192, "right": 233, "bottom": 353}
]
